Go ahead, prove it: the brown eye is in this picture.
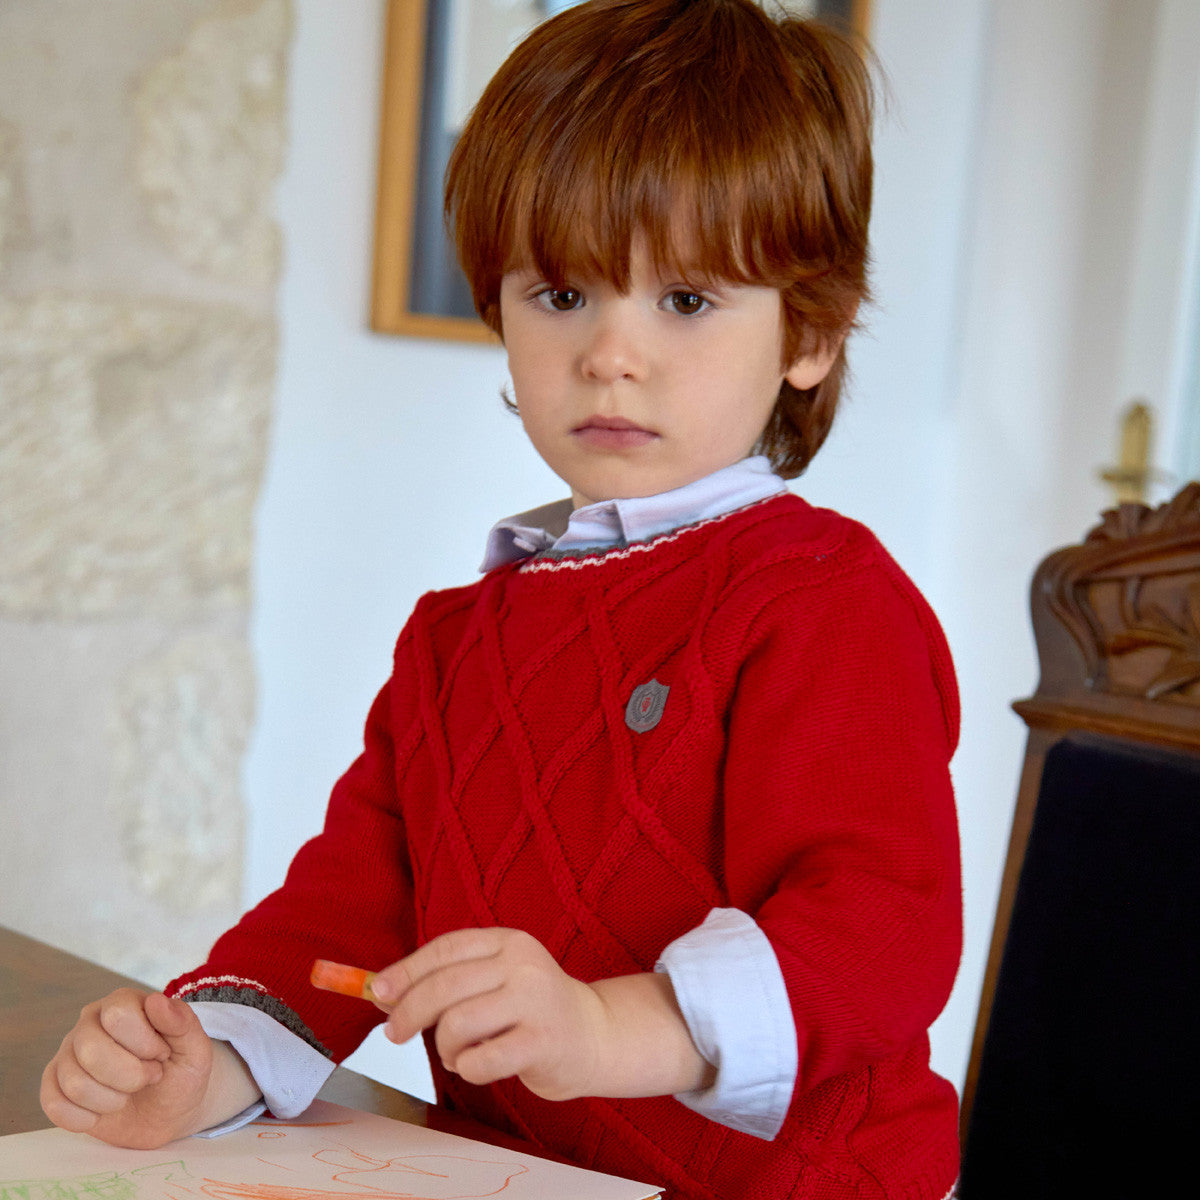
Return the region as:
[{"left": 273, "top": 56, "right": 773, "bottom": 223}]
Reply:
[
  {"left": 670, "top": 291, "right": 707, "bottom": 316},
  {"left": 547, "top": 288, "right": 581, "bottom": 311}
]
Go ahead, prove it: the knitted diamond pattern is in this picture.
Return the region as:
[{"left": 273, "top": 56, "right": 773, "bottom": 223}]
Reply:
[{"left": 169, "top": 494, "right": 962, "bottom": 1200}]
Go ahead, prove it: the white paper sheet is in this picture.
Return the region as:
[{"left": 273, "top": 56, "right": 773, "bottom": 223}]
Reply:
[{"left": 0, "top": 1100, "right": 662, "bottom": 1199}]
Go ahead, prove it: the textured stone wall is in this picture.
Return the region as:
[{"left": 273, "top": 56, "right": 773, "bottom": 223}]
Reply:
[{"left": 0, "top": 0, "right": 290, "bottom": 985}]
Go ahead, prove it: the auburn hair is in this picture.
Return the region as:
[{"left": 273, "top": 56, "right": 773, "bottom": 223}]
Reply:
[{"left": 445, "top": 0, "right": 874, "bottom": 478}]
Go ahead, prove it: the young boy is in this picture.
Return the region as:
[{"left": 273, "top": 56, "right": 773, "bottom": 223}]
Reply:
[{"left": 41, "top": 2, "right": 962, "bottom": 1197}]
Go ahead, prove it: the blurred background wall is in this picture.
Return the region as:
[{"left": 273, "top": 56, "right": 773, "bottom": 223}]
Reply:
[{"left": 2, "top": 0, "right": 1199, "bottom": 1104}]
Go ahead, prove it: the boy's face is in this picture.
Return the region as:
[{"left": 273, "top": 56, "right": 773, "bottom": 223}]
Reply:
[{"left": 499, "top": 241, "right": 837, "bottom": 507}]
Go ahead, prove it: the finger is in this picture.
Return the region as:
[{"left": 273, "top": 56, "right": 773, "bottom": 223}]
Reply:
[
  {"left": 142, "top": 992, "right": 209, "bottom": 1068},
  {"left": 461, "top": 1025, "right": 581, "bottom": 1101},
  {"left": 431, "top": 989, "right": 518, "bottom": 1068},
  {"left": 93, "top": 990, "right": 172, "bottom": 1062},
  {"left": 52, "top": 1048, "right": 140, "bottom": 1117},
  {"left": 385, "top": 957, "right": 509, "bottom": 1043},
  {"left": 372, "top": 928, "right": 506, "bottom": 1006},
  {"left": 450, "top": 1024, "right": 537, "bottom": 1089},
  {"left": 74, "top": 1025, "right": 166, "bottom": 1094},
  {"left": 41, "top": 1057, "right": 101, "bottom": 1134}
]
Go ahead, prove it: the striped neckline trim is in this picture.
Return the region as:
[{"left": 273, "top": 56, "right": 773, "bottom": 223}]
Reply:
[{"left": 518, "top": 493, "right": 788, "bottom": 574}]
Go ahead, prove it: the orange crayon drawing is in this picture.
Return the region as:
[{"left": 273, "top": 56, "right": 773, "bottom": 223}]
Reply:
[
  {"left": 1, "top": 1132, "right": 532, "bottom": 1200},
  {"left": 193, "top": 1151, "right": 528, "bottom": 1200},
  {"left": 0, "top": 1103, "right": 656, "bottom": 1200}
]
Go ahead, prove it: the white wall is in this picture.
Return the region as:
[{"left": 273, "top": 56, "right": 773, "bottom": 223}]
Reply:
[
  {"left": 938, "top": 0, "right": 1148, "bottom": 1095},
  {"left": 251, "top": 0, "right": 1195, "bottom": 1102},
  {"left": 1117, "top": 0, "right": 1200, "bottom": 486},
  {"left": 248, "top": 0, "right": 545, "bottom": 1095}
]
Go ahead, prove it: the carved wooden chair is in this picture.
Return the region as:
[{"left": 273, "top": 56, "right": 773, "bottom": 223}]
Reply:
[{"left": 958, "top": 482, "right": 1200, "bottom": 1199}]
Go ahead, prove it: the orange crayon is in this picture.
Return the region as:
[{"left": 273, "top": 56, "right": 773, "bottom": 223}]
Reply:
[{"left": 310, "top": 958, "right": 379, "bottom": 1002}]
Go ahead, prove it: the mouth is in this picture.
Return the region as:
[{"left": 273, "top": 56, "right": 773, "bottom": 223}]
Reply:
[{"left": 573, "top": 416, "right": 659, "bottom": 450}]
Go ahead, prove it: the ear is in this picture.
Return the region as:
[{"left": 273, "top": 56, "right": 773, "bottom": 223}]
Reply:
[
  {"left": 784, "top": 330, "right": 848, "bottom": 391},
  {"left": 783, "top": 303, "right": 858, "bottom": 391}
]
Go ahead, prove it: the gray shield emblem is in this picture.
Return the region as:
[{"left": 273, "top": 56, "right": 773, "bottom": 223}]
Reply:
[{"left": 625, "top": 679, "right": 670, "bottom": 733}]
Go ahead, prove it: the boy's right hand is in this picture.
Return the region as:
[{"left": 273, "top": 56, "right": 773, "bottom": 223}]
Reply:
[{"left": 40, "top": 989, "right": 215, "bottom": 1150}]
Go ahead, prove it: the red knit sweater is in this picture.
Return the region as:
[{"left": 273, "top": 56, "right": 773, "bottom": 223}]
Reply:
[{"left": 169, "top": 493, "right": 962, "bottom": 1200}]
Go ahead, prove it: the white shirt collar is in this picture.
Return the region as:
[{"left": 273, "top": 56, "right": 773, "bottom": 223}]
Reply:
[{"left": 481, "top": 456, "right": 786, "bottom": 572}]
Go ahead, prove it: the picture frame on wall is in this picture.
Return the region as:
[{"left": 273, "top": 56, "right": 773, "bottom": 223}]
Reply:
[{"left": 371, "top": 0, "right": 872, "bottom": 343}]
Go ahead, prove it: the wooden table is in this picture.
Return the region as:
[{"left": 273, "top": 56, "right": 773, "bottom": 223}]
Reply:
[{"left": 0, "top": 925, "right": 430, "bottom": 1137}]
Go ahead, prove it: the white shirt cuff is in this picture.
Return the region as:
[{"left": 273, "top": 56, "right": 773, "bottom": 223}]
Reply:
[
  {"left": 655, "top": 907, "right": 797, "bottom": 1140},
  {"left": 190, "top": 1000, "right": 337, "bottom": 1129},
  {"left": 192, "top": 1098, "right": 268, "bottom": 1138}
]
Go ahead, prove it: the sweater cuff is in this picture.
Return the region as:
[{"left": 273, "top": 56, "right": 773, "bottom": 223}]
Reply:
[
  {"left": 655, "top": 907, "right": 797, "bottom": 1140},
  {"left": 190, "top": 1000, "right": 336, "bottom": 1124}
]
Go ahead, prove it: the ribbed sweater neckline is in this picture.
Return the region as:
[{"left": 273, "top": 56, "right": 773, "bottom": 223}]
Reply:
[{"left": 515, "top": 491, "right": 797, "bottom": 576}]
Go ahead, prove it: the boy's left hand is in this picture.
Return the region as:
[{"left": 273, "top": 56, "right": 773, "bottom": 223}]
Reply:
[{"left": 370, "top": 928, "right": 606, "bottom": 1102}]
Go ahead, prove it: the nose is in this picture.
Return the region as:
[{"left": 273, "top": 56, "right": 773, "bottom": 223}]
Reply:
[{"left": 578, "top": 303, "right": 647, "bottom": 384}]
